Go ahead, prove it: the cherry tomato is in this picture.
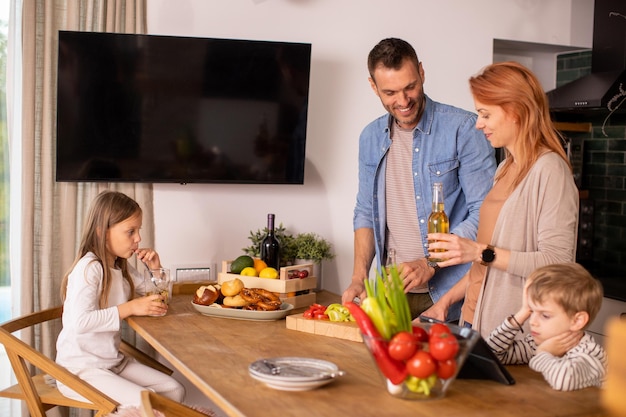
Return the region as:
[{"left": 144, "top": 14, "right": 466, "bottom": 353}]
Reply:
[
  {"left": 428, "top": 322, "right": 452, "bottom": 338},
  {"left": 406, "top": 350, "right": 437, "bottom": 379},
  {"left": 388, "top": 331, "right": 418, "bottom": 361},
  {"left": 429, "top": 331, "right": 459, "bottom": 361},
  {"left": 436, "top": 358, "right": 457, "bottom": 379},
  {"left": 411, "top": 325, "right": 429, "bottom": 343}
]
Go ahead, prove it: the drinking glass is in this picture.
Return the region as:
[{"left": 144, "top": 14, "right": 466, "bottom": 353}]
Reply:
[{"left": 144, "top": 267, "right": 171, "bottom": 316}]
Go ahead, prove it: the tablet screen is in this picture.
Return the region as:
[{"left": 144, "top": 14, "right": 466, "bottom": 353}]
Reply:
[{"left": 419, "top": 316, "right": 516, "bottom": 385}]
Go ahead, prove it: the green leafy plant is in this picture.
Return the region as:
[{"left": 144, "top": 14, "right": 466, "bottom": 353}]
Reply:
[
  {"left": 242, "top": 223, "right": 297, "bottom": 267},
  {"left": 293, "top": 232, "right": 335, "bottom": 263}
]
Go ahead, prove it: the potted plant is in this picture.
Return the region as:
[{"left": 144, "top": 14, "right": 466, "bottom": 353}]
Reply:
[
  {"left": 292, "top": 233, "right": 335, "bottom": 291},
  {"left": 293, "top": 232, "right": 335, "bottom": 263},
  {"left": 242, "top": 223, "right": 297, "bottom": 267}
]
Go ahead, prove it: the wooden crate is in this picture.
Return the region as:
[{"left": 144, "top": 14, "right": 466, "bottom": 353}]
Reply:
[
  {"left": 218, "top": 261, "right": 317, "bottom": 308},
  {"left": 220, "top": 260, "right": 314, "bottom": 280}
]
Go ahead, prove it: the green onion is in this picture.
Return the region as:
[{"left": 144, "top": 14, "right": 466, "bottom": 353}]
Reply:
[{"left": 361, "top": 264, "right": 412, "bottom": 339}]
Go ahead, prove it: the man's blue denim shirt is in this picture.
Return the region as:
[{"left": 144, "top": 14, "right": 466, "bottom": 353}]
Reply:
[{"left": 353, "top": 95, "right": 497, "bottom": 320}]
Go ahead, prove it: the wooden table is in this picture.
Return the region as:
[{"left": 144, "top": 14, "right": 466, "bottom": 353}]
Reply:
[{"left": 127, "top": 290, "right": 606, "bottom": 417}]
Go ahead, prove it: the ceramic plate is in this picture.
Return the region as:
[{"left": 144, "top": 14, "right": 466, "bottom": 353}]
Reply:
[
  {"left": 248, "top": 357, "right": 344, "bottom": 391},
  {"left": 191, "top": 301, "right": 294, "bottom": 321}
]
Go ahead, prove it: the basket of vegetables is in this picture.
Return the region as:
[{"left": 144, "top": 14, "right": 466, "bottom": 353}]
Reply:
[{"left": 345, "top": 266, "right": 479, "bottom": 400}]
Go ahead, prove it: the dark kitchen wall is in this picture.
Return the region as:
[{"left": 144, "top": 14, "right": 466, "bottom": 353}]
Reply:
[{"left": 555, "top": 50, "right": 626, "bottom": 298}]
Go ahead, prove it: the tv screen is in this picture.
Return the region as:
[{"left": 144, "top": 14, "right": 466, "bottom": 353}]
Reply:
[{"left": 56, "top": 31, "right": 311, "bottom": 184}]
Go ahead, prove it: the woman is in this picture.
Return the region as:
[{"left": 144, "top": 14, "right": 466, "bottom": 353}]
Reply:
[{"left": 423, "top": 61, "right": 579, "bottom": 339}]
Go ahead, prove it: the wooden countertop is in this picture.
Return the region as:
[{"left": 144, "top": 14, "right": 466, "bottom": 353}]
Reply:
[{"left": 127, "top": 291, "right": 606, "bottom": 417}]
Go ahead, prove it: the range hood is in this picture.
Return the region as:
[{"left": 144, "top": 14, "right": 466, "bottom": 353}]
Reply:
[{"left": 547, "top": 0, "right": 626, "bottom": 112}]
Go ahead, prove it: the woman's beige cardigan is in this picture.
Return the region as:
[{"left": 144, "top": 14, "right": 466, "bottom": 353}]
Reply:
[{"left": 472, "top": 152, "right": 579, "bottom": 339}]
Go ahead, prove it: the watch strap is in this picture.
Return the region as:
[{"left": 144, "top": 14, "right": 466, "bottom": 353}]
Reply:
[{"left": 427, "top": 260, "right": 441, "bottom": 273}]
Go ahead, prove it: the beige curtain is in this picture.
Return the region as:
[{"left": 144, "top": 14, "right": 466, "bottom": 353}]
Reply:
[{"left": 18, "top": 0, "right": 151, "bottom": 400}]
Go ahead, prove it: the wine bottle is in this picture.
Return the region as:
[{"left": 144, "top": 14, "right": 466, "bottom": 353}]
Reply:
[
  {"left": 427, "top": 182, "right": 449, "bottom": 262},
  {"left": 260, "top": 213, "right": 281, "bottom": 270}
]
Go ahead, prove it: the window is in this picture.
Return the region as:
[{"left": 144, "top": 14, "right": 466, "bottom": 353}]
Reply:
[{"left": 0, "top": 3, "right": 11, "bottom": 415}]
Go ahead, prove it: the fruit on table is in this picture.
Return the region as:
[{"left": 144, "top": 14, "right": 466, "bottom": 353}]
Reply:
[
  {"left": 388, "top": 331, "right": 418, "bottom": 361},
  {"left": 429, "top": 331, "right": 459, "bottom": 361},
  {"left": 253, "top": 258, "right": 268, "bottom": 274},
  {"left": 288, "top": 269, "right": 309, "bottom": 279},
  {"left": 347, "top": 265, "right": 462, "bottom": 395},
  {"left": 259, "top": 267, "right": 279, "bottom": 279},
  {"left": 230, "top": 255, "right": 254, "bottom": 274},
  {"left": 240, "top": 267, "right": 258, "bottom": 277},
  {"left": 221, "top": 278, "right": 245, "bottom": 297}
]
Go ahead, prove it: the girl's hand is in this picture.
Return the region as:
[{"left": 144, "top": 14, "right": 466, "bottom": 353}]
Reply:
[
  {"left": 118, "top": 294, "right": 167, "bottom": 319},
  {"left": 135, "top": 248, "right": 162, "bottom": 270},
  {"left": 427, "top": 233, "right": 482, "bottom": 267}
]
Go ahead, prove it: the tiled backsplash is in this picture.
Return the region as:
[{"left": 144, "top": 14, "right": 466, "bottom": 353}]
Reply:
[
  {"left": 556, "top": 50, "right": 592, "bottom": 87},
  {"left": 555, "top": 50, "right": 626, "bottom": 294}
]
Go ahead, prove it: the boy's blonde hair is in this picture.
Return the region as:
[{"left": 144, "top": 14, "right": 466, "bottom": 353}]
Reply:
[{"left": 526, "top": 263, "right": 603, "bottom": 327}]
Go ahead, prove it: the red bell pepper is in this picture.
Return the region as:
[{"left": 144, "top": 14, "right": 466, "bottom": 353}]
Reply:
[{"left": 344, "top": 301, "right": 408, "bottom": 385}]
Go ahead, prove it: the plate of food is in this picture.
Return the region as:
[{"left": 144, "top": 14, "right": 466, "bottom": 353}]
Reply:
[{"left": 191, "top": 301, "right": 294, "bottom": 321}]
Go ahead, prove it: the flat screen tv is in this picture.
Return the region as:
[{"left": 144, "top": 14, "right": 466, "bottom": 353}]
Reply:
[{"left": 56, "top": 31, "right": 312, "bottom": 184}]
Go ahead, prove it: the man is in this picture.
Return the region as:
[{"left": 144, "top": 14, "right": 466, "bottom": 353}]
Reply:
[{"left": 341, "top": 38, "right": 496, "bottom": 321}]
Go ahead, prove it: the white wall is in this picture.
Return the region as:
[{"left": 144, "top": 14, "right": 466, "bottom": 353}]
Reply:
[{"left": 148, "top": 0, "right": 593, "bottom": 295}]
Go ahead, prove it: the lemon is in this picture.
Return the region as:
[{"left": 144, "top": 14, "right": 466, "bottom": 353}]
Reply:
[
  {"left": 253, "top": 258, "right": 268, "bottom": 274},
  {"left": 240, "top": 267, "right": 258, "bottom": 277},
  {"left": 259, "top": 267, "right": 279, "bottom": 279}
]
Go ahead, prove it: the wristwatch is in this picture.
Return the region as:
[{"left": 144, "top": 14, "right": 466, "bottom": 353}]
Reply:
[
  {"left": 480, "top": 245, "right": 496, "bottom": 266},
  {"left": 427, "top": 260, "right": 441, "bottom": 274}
]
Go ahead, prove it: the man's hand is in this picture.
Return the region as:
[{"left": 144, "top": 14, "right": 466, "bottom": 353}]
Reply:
[
  {"left": 342, "top": 279, "right": 367, "bottom": 305},
  {"left": 398, "top": 258, "right": 435, "bottom": 292}
]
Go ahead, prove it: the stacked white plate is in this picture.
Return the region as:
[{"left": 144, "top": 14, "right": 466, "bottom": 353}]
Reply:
[{"left": 248, "top": 357, "right": 345, "bottom": 391}]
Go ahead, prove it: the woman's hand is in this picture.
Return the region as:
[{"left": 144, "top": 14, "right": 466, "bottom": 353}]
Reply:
[
  {"left": 419, "top": 301, "right": 448, "bottom": 323},
  {"left": 135, "top": 248, "right": 162, "bottom": 270},
  {"left": 427, "top": 233, "right": 482, "bottom": 267}
]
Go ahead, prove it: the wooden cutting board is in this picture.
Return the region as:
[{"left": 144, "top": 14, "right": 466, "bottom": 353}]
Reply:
[{"left": 285, "top": 313, "right": 363, "bottom": 343}]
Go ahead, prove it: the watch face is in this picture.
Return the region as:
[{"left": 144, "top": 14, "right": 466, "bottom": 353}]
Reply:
[{"left": 482, "top": 248, "right": 496, "bottom": 263}]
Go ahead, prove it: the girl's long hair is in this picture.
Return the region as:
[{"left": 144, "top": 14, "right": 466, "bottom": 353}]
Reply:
[
  {"left": 469, "top": 61, "right": 571, "bottom": 188},
  {"left": 61, "top": 191, "right": 141, "bottom": 308}
]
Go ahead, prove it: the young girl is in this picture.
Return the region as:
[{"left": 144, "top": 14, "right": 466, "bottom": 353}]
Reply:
[{"left": 56, "top": 191, "right": 185, "bottom": 406}]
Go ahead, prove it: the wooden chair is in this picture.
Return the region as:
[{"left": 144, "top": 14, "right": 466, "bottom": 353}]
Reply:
[
  {"left": 140, "top": 390, "right": 211, "bottom": 417},
  {"left": 0, "top": 306, "right": 173, "bottom": 417}
]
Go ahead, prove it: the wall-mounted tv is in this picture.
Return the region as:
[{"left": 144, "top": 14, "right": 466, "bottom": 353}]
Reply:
[{"left": 56, "top": 31, "right": 312, "bottom": 184}]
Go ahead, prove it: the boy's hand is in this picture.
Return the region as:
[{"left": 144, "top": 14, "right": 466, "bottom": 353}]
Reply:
[{"left": 537, "top": 330, "right": 582, "bottom": 357}]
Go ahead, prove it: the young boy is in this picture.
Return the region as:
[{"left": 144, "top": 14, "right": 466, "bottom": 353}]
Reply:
[{"left": 486, "top": 263, "right": 606, "bottom": 391}]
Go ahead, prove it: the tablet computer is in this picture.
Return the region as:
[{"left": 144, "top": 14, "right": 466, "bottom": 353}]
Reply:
[{"left": 419, "top": 316, "right": 516, "bottom": 385}]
